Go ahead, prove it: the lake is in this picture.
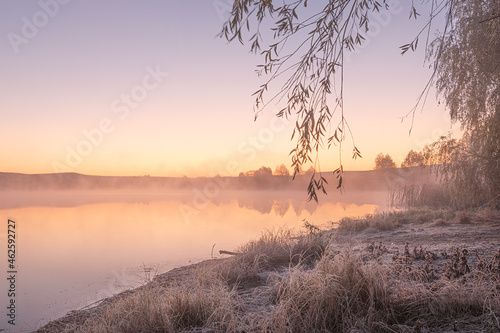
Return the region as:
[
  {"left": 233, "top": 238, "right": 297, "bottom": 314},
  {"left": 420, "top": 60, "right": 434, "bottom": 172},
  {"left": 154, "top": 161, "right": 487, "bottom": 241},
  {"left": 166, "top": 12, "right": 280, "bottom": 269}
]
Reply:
[{"left": 0, "top": 189, "right": 389, "bottom": 332}]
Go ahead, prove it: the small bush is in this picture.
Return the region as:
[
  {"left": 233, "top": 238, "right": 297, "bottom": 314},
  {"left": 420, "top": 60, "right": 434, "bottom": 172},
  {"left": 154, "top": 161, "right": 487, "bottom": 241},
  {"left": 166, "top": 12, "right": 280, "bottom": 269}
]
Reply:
[
  {"left": 337, "top": 216, "right": 369, "bottom": 232},
  {"left": 430, "top": 218, "right": 448, "bottom": 227},
  {"left": 456, "top": 211, "right": 471, "bottom": 224},
  {"left": 477, "top": 207, "right": 500, "bottom": 220}
]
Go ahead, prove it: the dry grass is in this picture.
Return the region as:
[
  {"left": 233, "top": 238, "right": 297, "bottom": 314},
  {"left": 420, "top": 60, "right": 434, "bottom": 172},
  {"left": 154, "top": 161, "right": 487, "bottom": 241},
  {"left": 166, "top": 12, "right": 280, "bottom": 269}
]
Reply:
[
  {"left": 263, "top": 253, "right": 392, "bottom": 332},
  {"left": 337, "top": 209, "right": 454, "bottom": 233},
  {"left": 477, "top": 207, "right": 500, "bottom": 220},
  {"left": 261, "top": 249, "right": 500, "bottom": 332},
  {"left": 216, "top": 228, "right": 327, "bottom": 284},
  {"left": 456, "top": 210, "right": 472, "bottom": 224},
  {"left": 72, "top": 272, "right": 240, "bottom": 333},
  {"left": 430, "top": 217, "right": 448, "bottom": 227},
  {"left": 389, "top": 183, "right": 452, "bottom": 209}
]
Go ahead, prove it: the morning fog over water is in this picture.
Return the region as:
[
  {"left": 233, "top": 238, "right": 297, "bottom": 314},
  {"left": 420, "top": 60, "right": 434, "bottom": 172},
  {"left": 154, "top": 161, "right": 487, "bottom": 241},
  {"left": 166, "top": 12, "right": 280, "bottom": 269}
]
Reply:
[{"left": 0, "top": 189, "right": 389, "bottom": 331}]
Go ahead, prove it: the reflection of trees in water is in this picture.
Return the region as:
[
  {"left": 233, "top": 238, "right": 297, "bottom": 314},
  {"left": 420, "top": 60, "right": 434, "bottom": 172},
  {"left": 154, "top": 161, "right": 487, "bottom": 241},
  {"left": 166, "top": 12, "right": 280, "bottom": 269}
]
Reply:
[
  {"left": 211, "top": 195, "right": 232, "bottom": 207},
  {"left": 272, "top": 200, "right": 290, "bottom": 217},
  {"left": 291, "top": 199, "right": 304, "bottom": 216},
  {"left": 185, "top": 192, "right": 327, "bottom": 216},
  {"left": 290, "top": 199, "right": 318, "bottom": 216},
  {"left": 338, "top": 202, "right": 349, "bottom": 211},
  {"left": 238, "top": 197, "right": 294, "bottom": 216},
  {"left": 304, "top": 201, "right": 318, "bottom": 215},
  {"left": 238, "top": 197, "right": 273, "bottom": 214}
]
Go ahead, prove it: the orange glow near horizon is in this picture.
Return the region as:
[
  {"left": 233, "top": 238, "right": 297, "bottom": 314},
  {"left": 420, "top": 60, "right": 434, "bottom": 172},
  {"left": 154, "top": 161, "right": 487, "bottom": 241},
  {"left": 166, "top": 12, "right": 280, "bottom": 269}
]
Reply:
[
  {"left": 2, "top": 109, "right": 454, "bottom": 178},
  {"left": 0, "top": 1, "right": 457, "bottom": 179}
]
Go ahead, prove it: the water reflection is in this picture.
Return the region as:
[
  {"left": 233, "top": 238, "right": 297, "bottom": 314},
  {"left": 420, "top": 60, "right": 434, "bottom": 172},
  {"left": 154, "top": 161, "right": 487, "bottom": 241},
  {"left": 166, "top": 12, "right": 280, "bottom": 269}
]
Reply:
[
  {"left": 0, "top": 189, "right": 389, "bottom": 215},
  {"left": 237, "top": 196, "right": 321, "bottom": 216},
  {"left": 272, "top": 199, "right": 290, "bottom": 217},
  {"left": 0, "top": 189, "right": 389, "bottom": 332}
]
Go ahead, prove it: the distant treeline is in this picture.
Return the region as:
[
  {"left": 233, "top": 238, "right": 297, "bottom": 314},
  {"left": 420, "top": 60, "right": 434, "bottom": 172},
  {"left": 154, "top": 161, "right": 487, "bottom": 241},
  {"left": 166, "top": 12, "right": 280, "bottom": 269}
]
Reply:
[{"left": 0, "top": 167, "right": 435, "bottom": 192}]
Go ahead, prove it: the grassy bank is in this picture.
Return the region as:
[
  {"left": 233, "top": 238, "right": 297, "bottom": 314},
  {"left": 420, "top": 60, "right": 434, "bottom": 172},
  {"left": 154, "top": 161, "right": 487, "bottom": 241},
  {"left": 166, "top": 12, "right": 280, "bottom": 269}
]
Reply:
[{"left": 38, "top": 208, "right": 500, "bottom": 333}]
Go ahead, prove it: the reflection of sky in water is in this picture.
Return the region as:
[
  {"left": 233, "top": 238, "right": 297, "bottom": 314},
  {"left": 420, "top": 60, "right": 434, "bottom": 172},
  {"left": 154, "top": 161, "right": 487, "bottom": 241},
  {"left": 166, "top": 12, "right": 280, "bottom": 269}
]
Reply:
[{"left": 0, "top": 190, "right": 388, "bottom": 331}]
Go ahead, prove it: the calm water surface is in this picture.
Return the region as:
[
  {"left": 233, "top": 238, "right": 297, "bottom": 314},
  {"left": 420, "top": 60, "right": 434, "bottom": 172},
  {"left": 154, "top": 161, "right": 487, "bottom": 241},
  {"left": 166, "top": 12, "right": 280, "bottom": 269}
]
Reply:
[{"left": 0, "top": 190, "right": 389, "bottom": 332}]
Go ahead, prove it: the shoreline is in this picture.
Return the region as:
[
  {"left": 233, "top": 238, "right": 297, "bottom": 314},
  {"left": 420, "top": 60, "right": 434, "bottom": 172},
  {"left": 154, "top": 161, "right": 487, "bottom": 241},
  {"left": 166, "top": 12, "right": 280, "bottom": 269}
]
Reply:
[
  {"left": 36, "top": 258, "right": 228, "bottom": 333},
  {"left": 36, "top": 208, "right": 500, "bottom": 332},
  {"left": 34, "top": 258, "right": 222, "bottom": 333}
]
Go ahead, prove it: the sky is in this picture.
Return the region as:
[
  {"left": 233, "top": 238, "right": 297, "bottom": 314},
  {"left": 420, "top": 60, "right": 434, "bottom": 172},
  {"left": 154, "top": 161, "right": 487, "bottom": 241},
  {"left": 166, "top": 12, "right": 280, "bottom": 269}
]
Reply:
[{"left": 0, "top": 0, "right": 456, "bottom": 177}]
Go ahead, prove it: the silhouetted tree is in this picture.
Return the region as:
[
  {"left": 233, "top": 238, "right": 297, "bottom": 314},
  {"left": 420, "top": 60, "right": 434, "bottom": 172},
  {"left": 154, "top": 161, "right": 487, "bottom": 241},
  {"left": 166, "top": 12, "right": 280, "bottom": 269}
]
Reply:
[
  {"left": 253, "top": 166, "right": 273, "bottom": 177},
  {"left": 239, "top": 166, "right": 273, "bottom": 188},
  {"left": 220, "top": 0, "right": 499, "bottom": 203},
  {"left": 304, "top": 166, "right": 315, "bottom": 176},
  {"left": 416, "top": 1, "right": 500, "bottom": 209},
  {"left": 374, "top": 153, "right": 396, "bottom": 170},
  {"left": 274, "top": 164, "right": 290, "bottom": 176},
  {"left": 401, "top": 150, "right": 425, "bottom": 168}
]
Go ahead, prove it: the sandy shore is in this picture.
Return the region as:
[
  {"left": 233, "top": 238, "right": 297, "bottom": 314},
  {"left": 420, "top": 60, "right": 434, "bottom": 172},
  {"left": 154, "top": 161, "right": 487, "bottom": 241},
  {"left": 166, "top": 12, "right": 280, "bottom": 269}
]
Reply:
[{"left": 36, "top": 211, "right": 500, "bottom": 332}]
